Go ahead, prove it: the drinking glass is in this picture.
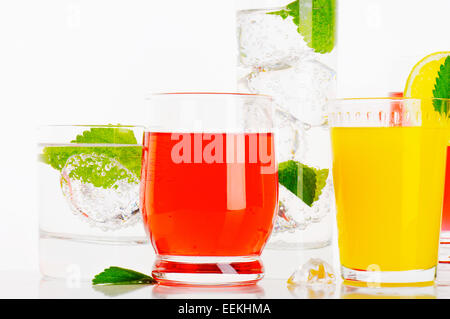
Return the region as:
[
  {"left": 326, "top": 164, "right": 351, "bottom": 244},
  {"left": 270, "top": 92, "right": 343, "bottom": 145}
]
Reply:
[
  {"left": 37, "top": 125, "right": 151, "bottom": 280},
  {"left": 141, "top": 93, "right": 278, "bottom": 286},
  {"left": 236, "top": 0, "right": 337, "bottom": 249},
  {"left": 439, "top": 101, "right": 450, "bottom": 263},
  {"left": 329, "top": 98, "right": 450, "bottom": 286}
]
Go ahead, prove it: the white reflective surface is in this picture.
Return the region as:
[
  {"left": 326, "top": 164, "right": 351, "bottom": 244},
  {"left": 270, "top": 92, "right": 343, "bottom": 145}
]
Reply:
[{"left": 4, "top": 246, "right": 450, "bottom": 299}]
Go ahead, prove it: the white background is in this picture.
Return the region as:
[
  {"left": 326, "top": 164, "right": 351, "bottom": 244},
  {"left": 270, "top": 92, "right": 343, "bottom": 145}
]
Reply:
[{"left": 0, "top": 0, "right": 449, "bottom": 272}]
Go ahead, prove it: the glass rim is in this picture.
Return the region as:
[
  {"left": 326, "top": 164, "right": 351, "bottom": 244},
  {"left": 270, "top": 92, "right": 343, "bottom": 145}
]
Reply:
[
  {"left": 328, "top": 97, "right": 450, "bottom": 128},
  {"left": 37, "top": 124, "right": 145, "bottom": 128},
  {"left": 36, "top": 124, "right": 146, "bottom": 145},
  {"left": 148, "top": 92, "right": 272, "bottom": 100}
]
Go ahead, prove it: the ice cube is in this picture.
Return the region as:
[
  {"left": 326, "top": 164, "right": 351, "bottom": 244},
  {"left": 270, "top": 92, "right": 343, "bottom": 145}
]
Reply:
[
  {"left": 237, "top": 8, "right": 313, "bottom": 69},
  {"left": 310, "top": 178, "right": 333, "bottom": 222},
  {"left": 274, "top": 200, "right": 307, "bottom": 233},
  {"left": 273, "top": 185, "right": 312, "bottom": 233},
  {"left": 274, "top": 174, "right": 333, "bottom": 235},
  {"left": 274, "top": 108, "right": 307, "bottom": 163},
  {"left": 247, "top": 60, "right": 336, "bottom": 126},
  {"left": 288, "top": 258, "right": 335, "bottom": 286},
  {"left": 273, "top": 109, "right": 333, "bottom": 231},
  {"left": 60, "top": 153, "right": 141, "bottom": 231}
]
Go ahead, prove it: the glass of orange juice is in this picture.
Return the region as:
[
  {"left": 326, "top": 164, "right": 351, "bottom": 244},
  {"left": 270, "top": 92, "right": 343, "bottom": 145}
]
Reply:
[{"left": 329, "top": 97, "right": 450, "bottom": 286}]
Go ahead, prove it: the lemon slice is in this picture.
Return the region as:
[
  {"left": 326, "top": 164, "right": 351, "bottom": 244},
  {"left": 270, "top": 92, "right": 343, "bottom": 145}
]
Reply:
[
  {"left": 404, "top": 51, "right": 450, "bottom": 98},
  {"left": 403, "top": 52, "right": 450, "bottom": 126}
]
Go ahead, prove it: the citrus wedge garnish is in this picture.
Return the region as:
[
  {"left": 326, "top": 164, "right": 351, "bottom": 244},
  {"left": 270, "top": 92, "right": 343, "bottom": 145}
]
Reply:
[
  {"left": 404, "top": 51, "right": 450, "bottom": 98},
  {"left": 403, "top": 51, "right": 450, "bottom": 126}
]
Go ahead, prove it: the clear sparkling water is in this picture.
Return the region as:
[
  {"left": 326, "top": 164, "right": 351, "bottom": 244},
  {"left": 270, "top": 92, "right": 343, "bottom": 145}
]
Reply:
[
  {"left": 274, "top": 108, "right": 306, "bottom": 163},
  {"left": 237, "top": 7, "right": 336, "bottom": 248},
  {"left": 60, "top": 153, "right": 141, "bottom": 231},
  {"left": 38, "top": 143, "right": 150, "bottom": 280},
  {"left": 247, "top": 60, "right": 336, "bottom": 126},
  {"left": 237, "top": 8, "right": 313, "bottom": 69}
]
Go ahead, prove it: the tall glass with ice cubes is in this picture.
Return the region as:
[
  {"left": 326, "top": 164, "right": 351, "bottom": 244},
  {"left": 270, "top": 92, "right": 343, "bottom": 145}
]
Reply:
[{"left": 236, "top": 0, "right": 337, "bottom": 249}]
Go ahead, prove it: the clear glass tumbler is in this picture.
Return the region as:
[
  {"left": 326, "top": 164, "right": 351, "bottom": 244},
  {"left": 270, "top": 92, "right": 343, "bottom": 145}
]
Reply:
[
  {"left": 141, "top": 93, "right": 278, "bottom": 286},
  {"left": 37, "top": 125, "right": 151, "bottom": 280},
  {"left": 329, "top": 98, "right": 450, "bottom": 286},
  {"left": 236, "top": 0, "right": 337, "bottom": 249},
  {"left": 439, "top": 99, "right": 450, "bottom": 264}
]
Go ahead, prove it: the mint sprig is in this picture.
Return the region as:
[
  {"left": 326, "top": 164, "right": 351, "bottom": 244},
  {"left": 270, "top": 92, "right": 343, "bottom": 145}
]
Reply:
[
  {"left": 278, "top": 160, "right": 329, "bottom": 206},
  {"left": 40, "top": 126, "right": 142, "bottom": 189},
  {"left": 268, "top": 0, "right": 336, "bottom": 54},
  {"left": 92, "top": 267, "right": 157, "bottom": 285},
  {"left": 433, "top": 55, "right": 450, "bottom": 115}
]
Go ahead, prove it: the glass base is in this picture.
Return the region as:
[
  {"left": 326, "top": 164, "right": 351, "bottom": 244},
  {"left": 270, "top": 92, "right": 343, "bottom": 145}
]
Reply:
[
  {"left": 341, "top": 284, "right": 437, "bottom": 299},
  {"left": 439, "top": 242, "right": 450, "bottom": 263},
  {"left": 266, "top": 238, "right": 331, "bottom": 250},
  {"left": 39, "top": 230, "right": 153, "bottom": 281},
  {"left": 152, "top": 255, "right": 264, "bottom": 287},
  {"left": 341, "top": 265, "right": 436, "bottom": 287},
  {"left": 266, "top": 212, "right": 333, "bottom": 250},
  {"left": 440, "top": 231, "right": 450, "bottom": 244}
]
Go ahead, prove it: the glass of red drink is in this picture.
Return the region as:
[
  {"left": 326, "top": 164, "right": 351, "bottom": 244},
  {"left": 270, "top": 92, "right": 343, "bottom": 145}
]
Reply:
[
  {"left": 442, "top": 148, "right": 450, "bottom": 237},
  {"left": 140, "top": 93, "right": 278, "bottom": 286},
  {"left": 441, "top": 145, "right": 450, "bottom": 264},
  {"left": 437, "top": 99, "right": 450, "bottom": 264}
]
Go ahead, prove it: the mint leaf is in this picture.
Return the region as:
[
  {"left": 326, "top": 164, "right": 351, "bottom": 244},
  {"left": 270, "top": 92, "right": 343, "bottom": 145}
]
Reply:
[
  {"left": 72, "top": 127, "right": 138, "bottom": 145},
  {"left": 287, "top": 0, "right": 300, "bottom": 25},
  {"left": 268, "top": 0, "right": 336, "bottom": 54},
  {"left": 267, "top": 9, "right": 290, "bottom": 19},
  {"left": 278, "top": 160, "right": 329, "bottom": 206},
  {"left": 92, "top": 267, "right": 157, "bottom": 285},
  {"left": 40, "top": 126, "right": 142, "bottom": 188},
  {"left": 314, "top": 166, "right": 329, "bottom": 201},
  {"left": 62, "top": 153, "right": 140, "bottom": 189},
  {"left": 300, "top": 0, "right": 336, "bottom": 54},
  {"left": 267, "top": 2, "right": 298, "bottom": 22},
  {"left": 433, "top": 55, "right": 450, "bottom": 115}
]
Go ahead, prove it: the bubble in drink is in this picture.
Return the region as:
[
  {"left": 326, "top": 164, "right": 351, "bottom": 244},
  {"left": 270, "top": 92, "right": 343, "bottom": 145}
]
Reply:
[
  {"left": 60, "top": 153, "right": 141, "bottom": 231},
  {"left": 237, "top": 8, "right": 312, "bottom": 69}
]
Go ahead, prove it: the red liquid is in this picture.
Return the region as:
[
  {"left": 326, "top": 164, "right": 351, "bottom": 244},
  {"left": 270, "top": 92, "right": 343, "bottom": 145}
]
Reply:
[
  {"left": 140, "top": 132, "right": 278, "bottom": 257},
  {"left": 389, "top": 92, "right": 404, "bottom": 127},
  {"left": 442, "top": 146, "right": 450, "bottom": 235}
]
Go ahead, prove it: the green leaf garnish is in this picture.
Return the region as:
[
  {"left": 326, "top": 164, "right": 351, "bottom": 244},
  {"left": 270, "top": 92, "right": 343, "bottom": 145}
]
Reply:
[
  {"left": 72, "top": 126, "right": 139, "bottom": 145},
  {"left": 92, "top": 267, "right": 157, "bottom": 285},
  {"left": 61, "top": 153, "right": 140, "bottom": 189},
  {"left": 39, "top": 126, "right": 142, "bottom": 189},
  {"left": 433, "top": 55, "right": 450, "bottom": 115},
  {"left": 268, "top": 0, "right": 336, "bottom": 54},
  {"left": 278, "top": 160, "right": 329, "bottom": 206}
]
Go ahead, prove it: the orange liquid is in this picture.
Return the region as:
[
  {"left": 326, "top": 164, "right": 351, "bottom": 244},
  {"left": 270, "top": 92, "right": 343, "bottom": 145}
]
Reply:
[
  {"left": 332, "top": 127, "right": 446, "bottom": 271},
  {"left": 140, "top": 132, "right": 278, "bottom": 257}
]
